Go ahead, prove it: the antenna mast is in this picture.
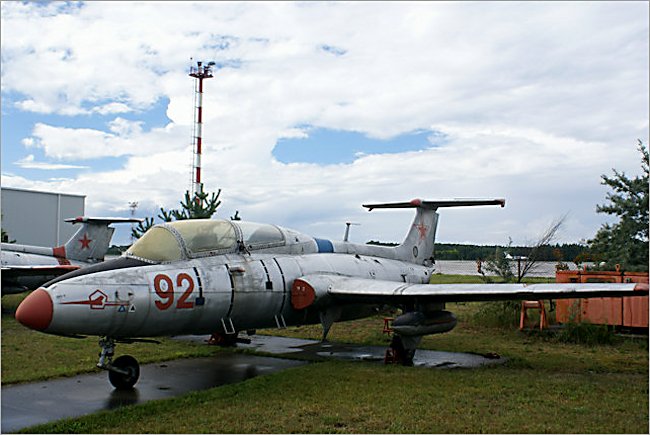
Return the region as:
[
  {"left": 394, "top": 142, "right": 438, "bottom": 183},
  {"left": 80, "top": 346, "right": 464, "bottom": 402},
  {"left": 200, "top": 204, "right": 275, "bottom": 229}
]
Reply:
[
  {"left": 189, "top": 60, "right": 215, "bottom": 197},
  {"left": 128, "top": 201, "right": 138, "bottom": 244}
]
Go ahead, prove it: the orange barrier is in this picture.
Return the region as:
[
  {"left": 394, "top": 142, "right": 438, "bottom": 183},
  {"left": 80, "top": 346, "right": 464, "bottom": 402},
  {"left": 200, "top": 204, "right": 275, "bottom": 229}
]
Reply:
[{"left": 555, "top": 268, "right": 649, "bottom": 328}]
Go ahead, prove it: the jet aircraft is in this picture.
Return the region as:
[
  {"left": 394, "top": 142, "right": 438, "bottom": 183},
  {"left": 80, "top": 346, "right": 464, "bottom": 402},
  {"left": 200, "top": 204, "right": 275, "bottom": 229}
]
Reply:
[
  {"left": 15, "top": 199, "right": 648, "bottom": 389},
  {"left": 2, "top": 217, "right": 141, "bottom": 294}
]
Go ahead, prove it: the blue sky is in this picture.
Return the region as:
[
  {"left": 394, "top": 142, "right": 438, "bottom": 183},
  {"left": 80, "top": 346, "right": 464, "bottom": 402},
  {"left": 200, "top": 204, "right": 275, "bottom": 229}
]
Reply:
[
  {"left": 273, "top": 129, "right": 445, "bottom": 165},
  {"left": 1, "top": 1, "right": 648, "bottom": 247},
  {"left": 1, "top": 95, "right": 171, "bottom": 179}
]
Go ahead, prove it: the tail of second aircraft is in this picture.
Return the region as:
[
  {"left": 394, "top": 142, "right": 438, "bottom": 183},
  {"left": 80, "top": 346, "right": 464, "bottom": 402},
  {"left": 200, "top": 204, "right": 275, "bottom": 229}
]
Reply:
[
  {"left": 56, "top": 217, "right": 142, "bottom": 262},
  {"left": 363, "top": 198, "right": 506, "bottom": 265}
]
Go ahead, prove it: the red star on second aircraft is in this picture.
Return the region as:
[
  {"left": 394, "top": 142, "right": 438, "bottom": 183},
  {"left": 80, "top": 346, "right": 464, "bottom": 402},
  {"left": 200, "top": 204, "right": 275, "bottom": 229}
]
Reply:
[{"left": 78, "top": 233, "right": 92, "bottom": 250}]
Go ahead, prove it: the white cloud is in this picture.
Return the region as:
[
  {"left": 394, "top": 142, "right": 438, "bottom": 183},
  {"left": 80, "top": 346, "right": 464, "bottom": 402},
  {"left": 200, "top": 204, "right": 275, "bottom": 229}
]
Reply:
[
  {"left": 23, "top": 119, "right": 187, "bottom": 160},
  {"left": 93, "top": 103, "right": 132, "bottom": 115},
  {"left": 1, "top": 1, "right": 648, "bottom": 246},
  {"left": 14, "top": 154, "right": 89, "bottom": 170}
]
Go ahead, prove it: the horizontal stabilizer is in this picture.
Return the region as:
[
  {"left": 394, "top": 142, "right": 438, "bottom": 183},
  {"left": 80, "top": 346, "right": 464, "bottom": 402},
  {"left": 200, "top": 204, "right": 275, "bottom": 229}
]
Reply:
[
  {"left": 363, "top": 198, "right": 505, "bottom": 211},
  {"left": 64, "top": 217, "right": 143, "bottom": 225}
]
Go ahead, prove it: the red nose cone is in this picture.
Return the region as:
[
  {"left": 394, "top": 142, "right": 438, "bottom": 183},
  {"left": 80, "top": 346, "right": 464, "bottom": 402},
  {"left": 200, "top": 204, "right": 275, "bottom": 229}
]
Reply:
[{"left": 15, "top": 289, "right": 53, "bottom": 331}]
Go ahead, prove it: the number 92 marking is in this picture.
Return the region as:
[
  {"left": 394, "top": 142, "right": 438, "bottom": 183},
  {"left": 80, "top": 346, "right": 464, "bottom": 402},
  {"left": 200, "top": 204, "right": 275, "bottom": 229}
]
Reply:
[{"left": 153, "top": 273, "right": 195, "bottom": 310}]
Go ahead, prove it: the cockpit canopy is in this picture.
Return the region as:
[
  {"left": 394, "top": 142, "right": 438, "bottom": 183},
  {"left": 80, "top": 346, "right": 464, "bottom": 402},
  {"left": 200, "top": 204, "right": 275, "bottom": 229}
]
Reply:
[{"left": 126, "top": 219, "right": 285, "bottom": 263}]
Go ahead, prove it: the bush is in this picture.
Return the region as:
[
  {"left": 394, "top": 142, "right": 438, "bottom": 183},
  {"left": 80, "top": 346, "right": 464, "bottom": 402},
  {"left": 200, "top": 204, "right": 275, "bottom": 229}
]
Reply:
[
  {"left": 472, "top": 300, "right": 521, "bottom": 328},
  {"left": 556, "top": 321, "right": 614, "bottom": 345}
]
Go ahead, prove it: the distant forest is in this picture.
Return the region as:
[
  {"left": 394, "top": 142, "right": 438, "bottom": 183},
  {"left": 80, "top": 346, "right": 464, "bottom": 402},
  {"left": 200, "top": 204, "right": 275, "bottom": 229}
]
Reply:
[{"left": 367, "top": 241, "right": 594, "bottom": 263}]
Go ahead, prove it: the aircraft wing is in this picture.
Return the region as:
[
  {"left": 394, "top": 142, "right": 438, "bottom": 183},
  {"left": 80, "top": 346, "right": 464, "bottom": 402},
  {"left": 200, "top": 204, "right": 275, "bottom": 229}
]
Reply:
[
  {"left": 1, "top": 265, "right": 80, "bottom": 278},
  {"left": 291, "top": 274, "right": 648, "bottom": 308}
]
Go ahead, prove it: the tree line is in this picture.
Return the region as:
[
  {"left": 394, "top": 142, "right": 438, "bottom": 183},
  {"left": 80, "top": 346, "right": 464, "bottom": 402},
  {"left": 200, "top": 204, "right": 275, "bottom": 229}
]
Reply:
[
  {"left": 431, "top": 242, "right": 592, "bottom": 263},
  {"left": 366, "top": 241, "right": 594, "bottom": 265}
]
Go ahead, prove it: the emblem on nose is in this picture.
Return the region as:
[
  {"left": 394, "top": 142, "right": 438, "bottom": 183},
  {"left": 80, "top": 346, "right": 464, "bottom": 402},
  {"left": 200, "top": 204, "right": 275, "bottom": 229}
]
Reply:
[{"left": 15, "top": 289, "right": 53, "bottom": 331}]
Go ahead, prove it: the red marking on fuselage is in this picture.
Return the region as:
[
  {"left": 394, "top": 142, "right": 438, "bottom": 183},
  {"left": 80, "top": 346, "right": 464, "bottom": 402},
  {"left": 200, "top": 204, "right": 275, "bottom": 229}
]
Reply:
[{"left": 61, "top": 289, "right": 126, "bottom": 310}]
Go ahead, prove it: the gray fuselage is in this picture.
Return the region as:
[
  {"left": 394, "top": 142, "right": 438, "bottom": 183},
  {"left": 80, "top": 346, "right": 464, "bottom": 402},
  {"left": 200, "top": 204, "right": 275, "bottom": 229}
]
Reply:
[{"left": 43, "top": 251, "right": 431, "bottom": 338}]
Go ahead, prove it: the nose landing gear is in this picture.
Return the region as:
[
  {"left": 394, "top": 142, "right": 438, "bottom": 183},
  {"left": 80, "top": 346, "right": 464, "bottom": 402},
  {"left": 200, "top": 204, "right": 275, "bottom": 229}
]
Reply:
[
  {"left": 108, "top": 355, "right": 140, "bottom": 389},
  {"left": 98, "top": 337, "right": 140, "bottom": 389}
]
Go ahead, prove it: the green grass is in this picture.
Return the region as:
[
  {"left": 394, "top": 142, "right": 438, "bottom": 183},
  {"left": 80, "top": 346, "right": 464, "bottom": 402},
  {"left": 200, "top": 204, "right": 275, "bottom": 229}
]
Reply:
[
  {"left": 21, "top": 361, "right": 648, "bottom": 434},
  {"left": 1, "top": 292, "right": 223, "bottom": 384},
  {"left": 3, "top": 278, "right": 649, "bottom": 433},
  {"left": 427, "top": 273, "right": 554, "bottom": 284},
  {"left": 263, "top": 308, "right": 648, "bottom": 374}
]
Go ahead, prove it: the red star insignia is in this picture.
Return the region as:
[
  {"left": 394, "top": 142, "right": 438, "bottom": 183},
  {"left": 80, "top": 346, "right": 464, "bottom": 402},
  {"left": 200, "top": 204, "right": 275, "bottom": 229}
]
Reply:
[
  {"left": 414, "top": 221, "right": 428, "bottom": 241},
  {"left": 79, "top": 233, "right": 92, "bottom": 250}
]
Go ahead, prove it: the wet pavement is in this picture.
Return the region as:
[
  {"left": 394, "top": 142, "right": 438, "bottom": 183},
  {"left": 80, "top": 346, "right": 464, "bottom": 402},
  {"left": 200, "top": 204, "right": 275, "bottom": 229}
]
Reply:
[
  {"left": 1, "top": 353, "right": 305, "bottom": 433},
  {"left": 179, "top": 334, "right": 507, "bottom": 369},
  {"left": 2, "top": 335, "right": 504, "bottom": 433}
]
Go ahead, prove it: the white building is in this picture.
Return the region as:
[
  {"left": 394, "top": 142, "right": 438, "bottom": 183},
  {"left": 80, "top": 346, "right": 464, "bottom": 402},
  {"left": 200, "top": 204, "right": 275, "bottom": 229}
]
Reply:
[{"left": 1, "top": 187, "right": 85, "bottom": 246}]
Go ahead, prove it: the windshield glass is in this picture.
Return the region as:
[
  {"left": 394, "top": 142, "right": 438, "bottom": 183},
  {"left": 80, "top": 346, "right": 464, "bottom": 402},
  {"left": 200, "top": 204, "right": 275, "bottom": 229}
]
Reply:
[
  {"left": 126, "top": 220, "right": 278, "bottom": 261},
  {"left": 126, "top": 227, "right": 183, "bottom": 262},
  {"left": 171, "top": 220, "right": 237, "bottom": 254},
  {"left": 237, "top": 221, "right": 284, "bottom": 247}
]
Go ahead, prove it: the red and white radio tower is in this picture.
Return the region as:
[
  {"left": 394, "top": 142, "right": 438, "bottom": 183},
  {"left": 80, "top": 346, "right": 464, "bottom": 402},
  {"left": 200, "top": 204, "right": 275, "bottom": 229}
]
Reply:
[{"left": 189, "top": 60, "right": 215, "bottom": 197}]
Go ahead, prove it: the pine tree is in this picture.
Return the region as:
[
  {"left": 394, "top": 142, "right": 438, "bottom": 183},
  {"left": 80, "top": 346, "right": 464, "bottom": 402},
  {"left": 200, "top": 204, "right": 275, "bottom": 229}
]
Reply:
[
  {"left": 589, "top": 140, "right": 649, "bottom": 271},
  {"left": 172, "top": 188, "right": 221, "bottom": 220},
  {"left": 131, "top": 187, "right": 223, "bottom": 240}
]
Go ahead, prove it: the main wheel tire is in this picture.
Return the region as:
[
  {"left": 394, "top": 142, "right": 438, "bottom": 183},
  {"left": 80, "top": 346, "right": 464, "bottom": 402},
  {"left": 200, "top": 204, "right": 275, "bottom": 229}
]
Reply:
[
  {"left": 108, "top": 355, "right": 140, "bottom": 389},
  {"left": 208, "top": 332, "right": 239, "bottom": 347}
]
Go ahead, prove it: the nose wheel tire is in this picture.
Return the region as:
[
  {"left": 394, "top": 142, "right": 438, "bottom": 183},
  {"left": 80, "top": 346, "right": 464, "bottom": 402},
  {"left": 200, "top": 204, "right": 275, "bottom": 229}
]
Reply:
[{"left": 108, "top": 355, "right": 140, "bottom": 389}]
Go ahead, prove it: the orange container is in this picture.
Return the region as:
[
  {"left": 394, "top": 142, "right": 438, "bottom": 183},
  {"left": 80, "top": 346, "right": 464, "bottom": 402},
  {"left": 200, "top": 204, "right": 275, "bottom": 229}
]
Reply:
[
  {"left": 555, "top": 269, "right": 648, "bottom": 328},
  {"left": 621, "top": 272, "right": 650, "bottom": 328},
  {"left": 581, "top": 297, "right": 623, "bottom": 326}
]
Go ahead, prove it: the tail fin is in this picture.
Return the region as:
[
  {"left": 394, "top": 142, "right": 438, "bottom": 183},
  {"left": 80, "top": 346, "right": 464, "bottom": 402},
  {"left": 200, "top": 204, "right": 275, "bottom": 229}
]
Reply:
[
  {"left": 56, "top": 217, "right": 142, "bottom": 262},
  {"left": 363, "top": 199, "right": 505, "bottom": 265}
]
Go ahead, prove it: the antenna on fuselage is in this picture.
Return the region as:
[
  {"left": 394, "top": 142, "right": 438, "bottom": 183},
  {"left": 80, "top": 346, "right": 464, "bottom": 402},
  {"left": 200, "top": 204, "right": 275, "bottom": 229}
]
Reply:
[{"left": 343, "top": 222, "right": 360, "bottom": 242}]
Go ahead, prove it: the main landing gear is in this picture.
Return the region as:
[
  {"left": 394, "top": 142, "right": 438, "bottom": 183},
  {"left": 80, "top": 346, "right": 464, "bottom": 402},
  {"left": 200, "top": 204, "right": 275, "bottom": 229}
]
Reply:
[
  {"left": 207, "top": 330, "right": 253, "bottom": 346},
  {"left": 385, "top": 334, "right": 416, "bottom": 366},
  {"left": 207, "top": 331, "right": 239, "bottom": 346},
  {"left": 98, "top": 337, "right": 140, "bottom": 389}
]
